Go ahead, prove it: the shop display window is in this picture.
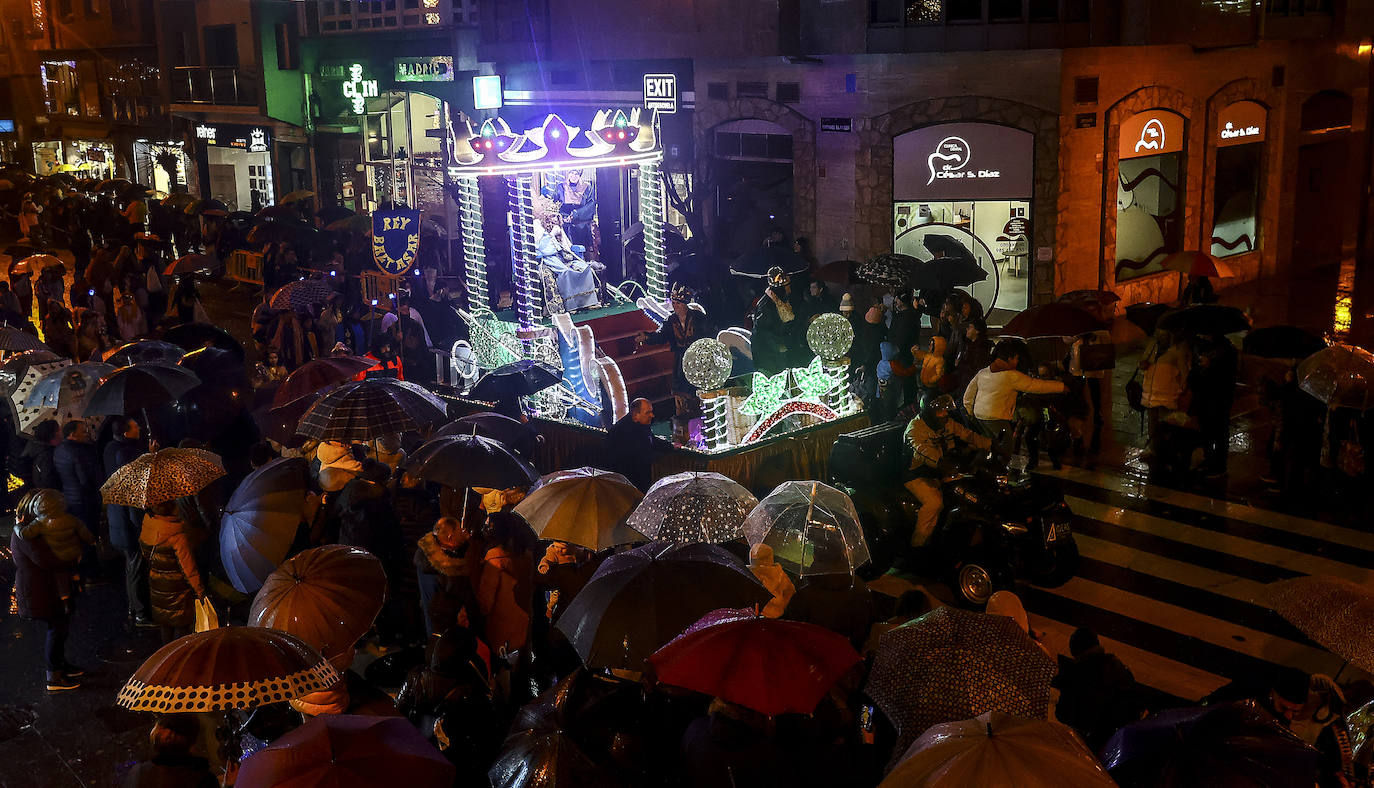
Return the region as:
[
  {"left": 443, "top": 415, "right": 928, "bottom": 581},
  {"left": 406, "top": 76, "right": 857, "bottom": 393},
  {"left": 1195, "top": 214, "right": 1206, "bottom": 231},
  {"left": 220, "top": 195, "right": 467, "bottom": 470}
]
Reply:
[
  {"left": 1115, "top": 109, "right": 1186, "bottom": 282},
  {"left": 1210, "top": 144, "right": 1260, "bottom": 258}
]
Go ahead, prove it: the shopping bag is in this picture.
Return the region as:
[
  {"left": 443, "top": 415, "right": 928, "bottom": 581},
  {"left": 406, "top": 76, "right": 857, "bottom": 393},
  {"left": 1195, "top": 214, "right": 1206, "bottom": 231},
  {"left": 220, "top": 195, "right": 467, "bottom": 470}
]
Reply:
[{"left": 194, "top": 596, "right": 219, "bottom": 632}]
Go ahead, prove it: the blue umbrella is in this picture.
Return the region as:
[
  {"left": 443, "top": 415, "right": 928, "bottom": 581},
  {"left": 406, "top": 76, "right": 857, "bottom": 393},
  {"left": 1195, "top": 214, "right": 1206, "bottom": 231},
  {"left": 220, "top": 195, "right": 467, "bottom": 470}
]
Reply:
[{"left": 220, "top": 457, "right": 310, "bottom": 594}]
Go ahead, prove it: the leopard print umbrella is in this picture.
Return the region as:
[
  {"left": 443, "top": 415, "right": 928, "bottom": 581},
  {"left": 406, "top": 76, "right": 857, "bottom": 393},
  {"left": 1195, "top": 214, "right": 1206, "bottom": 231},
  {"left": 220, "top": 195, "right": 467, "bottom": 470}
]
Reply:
[{"left": 100, "top": 447, "right": 226, "bottom": 508}]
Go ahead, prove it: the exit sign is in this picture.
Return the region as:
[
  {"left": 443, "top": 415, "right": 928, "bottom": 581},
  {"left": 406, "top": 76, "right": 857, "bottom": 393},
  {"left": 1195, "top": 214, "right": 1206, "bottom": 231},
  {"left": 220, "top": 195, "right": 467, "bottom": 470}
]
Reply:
[{"left": 643, "top": 73, "right": 677, "bottom": 114}]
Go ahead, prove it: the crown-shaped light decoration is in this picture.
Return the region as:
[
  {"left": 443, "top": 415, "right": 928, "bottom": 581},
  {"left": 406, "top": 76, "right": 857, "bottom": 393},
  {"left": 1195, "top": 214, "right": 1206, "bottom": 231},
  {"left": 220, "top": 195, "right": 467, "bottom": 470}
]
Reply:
[{"left": 450, "top": 110, "right": 662, "bottom": 174}]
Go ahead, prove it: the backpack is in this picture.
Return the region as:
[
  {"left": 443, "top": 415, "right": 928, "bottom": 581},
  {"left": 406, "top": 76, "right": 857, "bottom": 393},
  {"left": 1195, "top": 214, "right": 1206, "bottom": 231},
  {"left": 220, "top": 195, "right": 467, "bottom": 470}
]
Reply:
[{"left": 1125, "top": 369, "right": 1145, "bottom": 412}]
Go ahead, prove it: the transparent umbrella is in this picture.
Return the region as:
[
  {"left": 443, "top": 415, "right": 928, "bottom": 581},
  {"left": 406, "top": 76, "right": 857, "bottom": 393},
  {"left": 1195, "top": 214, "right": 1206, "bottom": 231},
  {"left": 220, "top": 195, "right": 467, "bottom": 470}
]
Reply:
[
  {"left": 627, "top": 471, "right": 758, "bottom": 544},
  {"left": 742, "top": 480, "right": 869, "bottom": 576}
]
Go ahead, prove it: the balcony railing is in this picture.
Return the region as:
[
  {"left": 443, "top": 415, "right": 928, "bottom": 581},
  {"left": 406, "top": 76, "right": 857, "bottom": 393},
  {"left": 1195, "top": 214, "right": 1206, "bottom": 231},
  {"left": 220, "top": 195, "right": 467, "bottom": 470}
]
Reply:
[{"left": 170, "top": 66, "right": 259, "bottom": 106}]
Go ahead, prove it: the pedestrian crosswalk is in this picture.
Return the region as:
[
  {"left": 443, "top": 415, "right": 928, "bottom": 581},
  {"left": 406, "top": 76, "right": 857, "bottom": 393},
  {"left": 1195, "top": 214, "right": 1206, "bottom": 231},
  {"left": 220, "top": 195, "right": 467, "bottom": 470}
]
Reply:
[{"left": 1020, "top": 466, "right": 1372, "bottom": 703}]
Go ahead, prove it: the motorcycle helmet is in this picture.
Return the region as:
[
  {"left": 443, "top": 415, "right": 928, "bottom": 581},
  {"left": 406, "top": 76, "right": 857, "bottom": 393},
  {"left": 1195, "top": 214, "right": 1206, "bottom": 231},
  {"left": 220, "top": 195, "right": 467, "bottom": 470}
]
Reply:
[{"left": 922, "top": 394, "right": 956, "bottom": 424}]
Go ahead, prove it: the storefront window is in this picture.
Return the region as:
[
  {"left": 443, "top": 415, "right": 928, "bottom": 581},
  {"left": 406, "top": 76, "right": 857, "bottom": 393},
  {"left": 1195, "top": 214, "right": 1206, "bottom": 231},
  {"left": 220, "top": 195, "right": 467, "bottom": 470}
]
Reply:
[
  {"left": 1210, "top": 101, "right": 1266, "bottom": 258},
  {"left": 892, "top": 121, "right": 1035, "bottom": 316},
  {"left": 1115, "top": 109, "right": 1185, "bottom": 281},
  {"left": 32, "top": 140, "right": 62, "bottom": 175},
  {"left": 68, "top": 140, "right": 115, "bottom": 180}
]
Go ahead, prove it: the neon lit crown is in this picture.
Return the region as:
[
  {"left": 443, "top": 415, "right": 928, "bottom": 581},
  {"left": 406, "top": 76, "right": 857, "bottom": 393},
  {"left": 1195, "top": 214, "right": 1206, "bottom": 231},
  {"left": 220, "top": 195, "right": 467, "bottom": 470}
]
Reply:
[{"left": 450, "top": 109, "right": 660, "bottom": 176}]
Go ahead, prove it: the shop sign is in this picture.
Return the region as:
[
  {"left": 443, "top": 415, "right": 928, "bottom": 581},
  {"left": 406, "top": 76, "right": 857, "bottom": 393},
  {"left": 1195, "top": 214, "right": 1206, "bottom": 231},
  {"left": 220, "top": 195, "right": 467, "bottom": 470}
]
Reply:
[
  {"left": 373, "top": 208, "right": 421, "bottom": 275},
  {"left": 643, "top": 73, "right": 677, "bottom": 114},
  {"left": 820, "top": 117, "right": 852, "bottom": 133},
  {"left": 343, "top": 64, "right": 379, "bottom": 114},
  {"left": 395, "top": 56, "right": 453, "bottom": 83},
  {"left": 894, "top": 122, "right": 1034, "bottom": 201},
  {"left": 1119, "top": 109, "right": 1185, "bottom": 160},
  {"left": 195, "top": 123, "right": 271, "bottom": 153},
  {"left": 1217, "top": 100, "right": 1266, "bottom": 147},
  {"left": 997, "top": 216, "right": 1029, "bottom": 255},
  {"left": 1075, "top": 112, "right": 1096, "bottom": 129}
]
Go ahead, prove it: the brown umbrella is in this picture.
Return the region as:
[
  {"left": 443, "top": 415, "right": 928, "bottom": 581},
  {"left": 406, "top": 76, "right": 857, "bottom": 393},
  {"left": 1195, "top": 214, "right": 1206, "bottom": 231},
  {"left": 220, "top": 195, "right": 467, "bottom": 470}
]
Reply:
[
  {"left": 116, "top": 626, "right": 338, "bottom": 713},
  {"left": 1163, "top": 250, "right": 1235, "bottom": 279},
  {"left": 514, "top": 468, "right": 645, "bottom": 551},
  {"left": 164, "top": 254, "right": 215, "bottom": 276},
  {"left": 1267, "top": 575, "right": 1374, "bottom": 673},
  {"left": 249, "top": 545, "right": 387, "bottom": 672},
  {"left": 99, "top": 447, "right": 225, "bottom": 508}
]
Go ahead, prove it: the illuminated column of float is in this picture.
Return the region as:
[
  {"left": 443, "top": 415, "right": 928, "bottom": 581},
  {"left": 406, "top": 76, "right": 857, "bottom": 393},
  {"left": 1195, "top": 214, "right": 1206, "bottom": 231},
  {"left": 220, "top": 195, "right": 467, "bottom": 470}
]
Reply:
[
  {"left": 806, "top": 313, "right": 856, "bottom": 413},
  {"left": 507, "top": 174, "right": 542, "bottom": 343},
  {"left": 700, "top": 391, "right": 730, "bottom": 450},
  {"left": 455, "top": 175, "right": 488, "bottom": 312},
  {"left": 638, "top": 160, "right": 668, "bottom": 304}
]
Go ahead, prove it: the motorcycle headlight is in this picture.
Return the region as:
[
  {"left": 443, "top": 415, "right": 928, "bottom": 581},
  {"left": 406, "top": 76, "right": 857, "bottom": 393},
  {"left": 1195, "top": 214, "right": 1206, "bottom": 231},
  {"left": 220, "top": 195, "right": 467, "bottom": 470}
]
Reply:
[{"left": 1000, "top": 521, "right": 1029, "bottom": 536}]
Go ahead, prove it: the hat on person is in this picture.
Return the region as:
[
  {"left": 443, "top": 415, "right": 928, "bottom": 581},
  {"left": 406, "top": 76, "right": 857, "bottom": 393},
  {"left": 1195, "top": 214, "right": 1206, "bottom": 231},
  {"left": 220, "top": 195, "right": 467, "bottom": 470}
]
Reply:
[
  {"left": 839, "top": 293, "right": 853, "bottom": 313},
  {"left": 670, "top": 283, "right": 693, "bottom": 304},
  {"left": 766, "top": 266, "right": 790, "bottom": 287}
]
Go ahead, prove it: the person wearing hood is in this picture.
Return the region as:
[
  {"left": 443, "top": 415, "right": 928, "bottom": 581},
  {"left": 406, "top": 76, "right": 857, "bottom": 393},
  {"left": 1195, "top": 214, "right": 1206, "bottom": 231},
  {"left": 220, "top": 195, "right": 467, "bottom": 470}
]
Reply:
[
  {"left": 748, "top": 544, "right": 795, "bottom": 619},
  {"left": 12, "top": 490, "right": 85, "bottom": 691},
  {"left": 16, "top": 489, "right": 95, "bottom": 603},
  {"left": 315, "top": 440, "right": 362, "bottom": 494},
  {"left": 396, "top": 626, "right": 498, "bottom": 781},
  {"left": 140, "top": 499, "right": 207, "bottom": 643},
  {"left": 415, "top": 516, "right": 482, "bottom": 640}
]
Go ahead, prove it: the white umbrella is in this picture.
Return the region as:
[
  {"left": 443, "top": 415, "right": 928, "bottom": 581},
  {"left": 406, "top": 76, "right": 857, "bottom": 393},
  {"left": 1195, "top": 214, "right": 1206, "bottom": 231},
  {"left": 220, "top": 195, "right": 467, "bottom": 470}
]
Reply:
[
  {"left": 627, "top": 471, "right": 758, "bottom": 544},
  {"left": 743, "top": 480, "right": 869, "bottom": 576}
]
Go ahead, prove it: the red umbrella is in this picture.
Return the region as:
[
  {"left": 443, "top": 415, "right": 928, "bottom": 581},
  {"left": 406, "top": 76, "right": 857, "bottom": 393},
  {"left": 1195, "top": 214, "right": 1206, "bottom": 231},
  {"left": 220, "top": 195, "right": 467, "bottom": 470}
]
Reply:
[
  {"left": 271, "top": 356, "right": 375, "bottom": 408},
  {"left": 1001, "top": 303, "right": 1106, "bottom": 339},
  {"left": 236, "top": 715, "right": 454, "bottom": 788},
  {"left": 164, "top": 254, "right": 216, "bottom": 276},
  {"left": 648, "top": 608, "right": 860, "bottom": 716},
  {"left": 1162, "top": 250, "right": 1234, "bottom": 279}
]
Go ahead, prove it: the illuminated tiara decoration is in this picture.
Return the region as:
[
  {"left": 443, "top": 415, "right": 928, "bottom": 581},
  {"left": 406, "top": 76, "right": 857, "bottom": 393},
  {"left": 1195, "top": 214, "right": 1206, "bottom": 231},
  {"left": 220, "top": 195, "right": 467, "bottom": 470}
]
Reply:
[{"left": 449, "top": 110, "right": 661, "bottom": 176}]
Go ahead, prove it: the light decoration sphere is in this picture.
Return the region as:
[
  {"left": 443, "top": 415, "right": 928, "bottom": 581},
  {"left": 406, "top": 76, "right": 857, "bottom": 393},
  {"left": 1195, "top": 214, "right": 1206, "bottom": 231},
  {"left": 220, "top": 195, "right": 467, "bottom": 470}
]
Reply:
[
  {"left": 807, "top": 312, "right": 854, "bottom": 363},
  {"left": 683, "top": 338, "right": 733, "bottom": 391}
]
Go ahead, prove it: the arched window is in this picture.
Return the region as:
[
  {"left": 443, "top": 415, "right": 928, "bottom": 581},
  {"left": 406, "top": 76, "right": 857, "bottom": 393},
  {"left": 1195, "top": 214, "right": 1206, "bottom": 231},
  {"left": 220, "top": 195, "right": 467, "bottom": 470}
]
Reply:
[{"left": 1115, "top": 109, "right": 1185, "bottom": 281}]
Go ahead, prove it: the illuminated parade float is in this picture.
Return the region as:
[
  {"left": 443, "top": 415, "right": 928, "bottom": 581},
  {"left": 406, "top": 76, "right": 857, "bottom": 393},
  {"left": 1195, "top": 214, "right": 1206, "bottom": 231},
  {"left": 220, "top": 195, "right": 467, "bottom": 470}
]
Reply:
[{"left": 447, "top": 109, "right": 861, "bottom": 451}]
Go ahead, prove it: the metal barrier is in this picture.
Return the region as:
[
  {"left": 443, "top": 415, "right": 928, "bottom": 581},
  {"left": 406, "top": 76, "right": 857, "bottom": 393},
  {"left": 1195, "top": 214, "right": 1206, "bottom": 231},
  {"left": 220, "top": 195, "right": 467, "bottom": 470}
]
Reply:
[{"left": 225, "top": 250, "right": 264, "bottom": 285}]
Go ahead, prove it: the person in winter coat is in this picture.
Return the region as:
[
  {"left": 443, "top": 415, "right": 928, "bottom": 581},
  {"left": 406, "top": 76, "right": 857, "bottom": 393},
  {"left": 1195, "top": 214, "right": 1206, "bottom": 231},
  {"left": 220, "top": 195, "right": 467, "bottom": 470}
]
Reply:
[
  {"left": 396, "top": 626, "right": 498, "bottom": 783},
  {"left": 11, "top": 497, "right": 82, "bottom": 691},
  {"left": 336, "top": 460, "right": 401, "bottom": 568},
  {"left": 22, "top": 419, "right": 62, "bottom": 491},
  {"left": 1052, "top": 628, "right": 1144, "bottom": 752},
  {"left": 962, "top": 339, "right": 1066, "bottom": 450},
  {"left": 536, "top": 541, "right": 597, "bottom": 623},
  {"left": 681, "top": 698, "right": 791, "bottom": 788},
  {"left": 16, "top": 489, "right": 94, "bottom": 598},
  {"left": 477, "top": 513, "right": 534, "bottom": 657},
  {"left": 1139, "top": 331, "right": 1191, "bottom": 458},
  {"left": 121, "top": 714, "right": 217, "bottom": 788},
  {"left": 415, "top": 516, "right": 481, "bottom": 639},
  {"left": 316, "top": 441, "right": 362, "bottom": 494},
  {"left": 1189, "top": 334, "right": 1239, "bottom": 478},
  {"left": 53, "top": 420, "right": 102, "bottom": 562},
  {"left": 750, "top": 267, "right": 804, "bottom": 376},
  {"left": 106, "top": 417, "right": 151, "bottom": 625},
  {"left": 748, "top": 544, "right": 795, "bottom": 618},
  {"left": 140, "top": 500, "right": 207, "bottom": 643},
  {"left": 785, "top": 573, "right": 876, "bottom": 651}
]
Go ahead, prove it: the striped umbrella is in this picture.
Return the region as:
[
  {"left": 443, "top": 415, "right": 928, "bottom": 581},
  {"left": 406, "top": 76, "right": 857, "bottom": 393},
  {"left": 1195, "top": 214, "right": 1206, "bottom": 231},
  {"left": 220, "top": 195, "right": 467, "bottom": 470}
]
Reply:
[
  {"left": 269, "top": 278, "right": 335, "bottom": 312},
  {"left": 100, "top": 447, "right": 225, "bottom": 508},
  {"left": 297, "top": 378, "right": 447, "bottom": 443}
]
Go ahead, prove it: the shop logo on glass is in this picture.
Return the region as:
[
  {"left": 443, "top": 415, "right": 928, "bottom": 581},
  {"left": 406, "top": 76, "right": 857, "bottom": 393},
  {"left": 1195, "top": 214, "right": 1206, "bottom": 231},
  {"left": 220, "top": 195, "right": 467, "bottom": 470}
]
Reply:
[
  {"left": 1133, "top": 118, "right": 1166, "bottom": 153},
  {"left": 342, "top": 64, "right": 379, "bottom": 114},
  {"left": 926, "top": 136, "right": 970, "bottom": 184},
  {"left": 1220, "top": 121, "right": 1260, "bottom": 141},
  {"left": 249, "top": 128, "right": 268, "bottom": 154}
]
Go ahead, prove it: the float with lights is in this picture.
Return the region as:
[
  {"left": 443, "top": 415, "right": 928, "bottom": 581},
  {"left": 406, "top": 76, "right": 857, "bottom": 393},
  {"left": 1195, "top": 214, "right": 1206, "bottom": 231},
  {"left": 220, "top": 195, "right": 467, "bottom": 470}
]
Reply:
[{"left": 447, "top": 108, "right": 862, "bottom": 450}]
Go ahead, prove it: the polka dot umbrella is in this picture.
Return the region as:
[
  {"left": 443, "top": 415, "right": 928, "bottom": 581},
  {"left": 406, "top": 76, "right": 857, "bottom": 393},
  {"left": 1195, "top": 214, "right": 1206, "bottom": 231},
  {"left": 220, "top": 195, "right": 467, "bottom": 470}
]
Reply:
[
  {"left": 626, "top": 471, "right": 758, "bottom": 545},
  {"left": 117, "top": 626, "right": 339, "bottom": 713}
]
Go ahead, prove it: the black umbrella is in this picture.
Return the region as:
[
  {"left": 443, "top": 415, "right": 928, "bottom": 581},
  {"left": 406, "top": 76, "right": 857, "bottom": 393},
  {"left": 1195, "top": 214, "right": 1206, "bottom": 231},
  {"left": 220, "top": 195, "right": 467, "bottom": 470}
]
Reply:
[
  {"left": 555, "top": 542, "right": 770, "bottom": 670},
  {"left": 105, "top": 340, "right": 186, "bottom": 367},
  {"left": 489, "top": 729, "right": 623, "bottom": 788},
  {"left": 85, "top": 363, "right": 200, "bottom": 416},
  {"left": 921, "top": 234, "right": 972, "bottom": 258},
  {"left": 296, "top": 379, "right": 448, "bottom": 443},
  {"left": 812, "top": 259, "right": 859, "bottom": 285},
  {"left": 729, "top": 245, "right": 811, "bottom": 279},
  {"left": 854, "top": 253, "right": 921, "bottom": 292},
  {"left": 434, "top": 412, "right": 538, "bottom": 459},
  {"left": 909, "top": 256, "right": 989, "bottom": 291},
  {"left": 1102, "top": 701, "right": 1319, "bottom": 787},
  {"left": 0, "top": 326, "right": 48, "bottom": 353},
  {"left": 252, "top": 394, "right": 316, "bottom": 449},
  {"left": 1243, "top": 325, "right": 1326, "bottom": 360},
  {"left": 1125, "top": 303, "right": 1172, "bottom": 336},
  {"left": 1156, "top": 304, "right": 1250, "bottom": 337},
  {"left": 1001, "top": 303, "right": 1106, "bottom": 339},
  {"left": 469, "top": 360, "right": 562, "bottom": 402},
  {"left": 162, "top": 322, "right": 245, "bottom": 358},
  {"left": 405, "top": 433, "right": 539, "bottom": 491}
]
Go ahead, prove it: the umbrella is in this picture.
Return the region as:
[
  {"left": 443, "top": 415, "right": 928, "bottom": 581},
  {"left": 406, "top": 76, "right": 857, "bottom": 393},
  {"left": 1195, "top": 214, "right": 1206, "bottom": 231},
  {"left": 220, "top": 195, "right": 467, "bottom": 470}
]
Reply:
[
  {"left": 24, "top": 362, "right": 113, "bottom": 420},
  {"left": 318, "top": 205, "right": 356, "bottom": 225},
  {"left": 85, "top": 363, "right": 200, "bottom": 416},
  {"left": 252, "top": 393, "right": 316, "bottom": 449},
  {"left": 324, "top": 213, "right": 372, "bottom": 234},
  {"left": 9, "top": 253, "right": 63, "bottom": 276},
  {"left": 133, "top": 231, "right": 162, "bottom": 243},
  {"left": 164, "top": 253, "right": 215, "bottom": 276},
  {"left": 1000, "top": 303, "right": 1106, "bottom": 339},
  {"left": 257, "top": 204, "right": 299, "bottom": 220},
  {"left": 627, "top": 471, "right": 758, "bottom": 544},
  {"left": 220, "top": 457, "right": 311, "bottom": 594},
  {"left": 1156, "top": 304, "right": 1250, "bottom": 336},
  {"left": 729, "top": 245, "right": 812, "bottom": 279},
  {"left": 489, "top": 729, "right": 622, "bottom": 788},
  {"left": 649, "top": 608, "right": 860, "bottom": 716},
  {"left": 163, "top": 322, "right": 245, "bottom": 357},
  {"left": 161, "top": 192, "right": 196, "bottom": 209},
  {"left": 116, "top": 627, "right": 338, "bottom": 713},
  {"left": 98, "top": 178, "right": 131, "bottom": 193},
  {"left": 434, "top": 411, "right": 537, "bottom": 457},
  {"left": 469, "top": 360, "right": 563, "bottom": 402},
  {"left": 909, "top": 256, "right": 989, "bottom": 291},
  {"left": 100, "top": 447, "right": 225, "bottom": 508},
  {"left": 279, "top": 189, "right": 315, "bottom": 204},
  {"left": 0, "top": 326, "right": 48, "bottom": 353},
  {"left": 1059, "top": 290, "right": 1119, "bottom": 314},
  {"left": 864, "top": 606, "right": 1056, "bottom": 765},
  {"left": 813, "top": 259, "right": 859, "bottom": 285},
  {"left": 104, "top": 339, "right": 186, "bottom": 366},
  {"left": 1298, "top": 344, "right": 1374, "bottom": 410},
  {"left": 1163, "top": 250, "right": 1235, "bottom": 279},
  {"left": 250, "top": 545, "right": 387, "bottom": 671},
  {"left": 296, "top": 378, "right": 448, "bottom": 443},
  {"left": 1101, "top": 701, "right": 1319, "bottom": 787},
  {"left": 1267, "top": 574, "right": 1374, "bottom": 673},
  {"left": 238, "top": 715, "right": 453, "bottom": 788},
  {"left": 271, "top": 356, "right": 375, "bottom": 408},
  {"left": 513, "top": 468, "right": 644, "bottom": 551},
  {"left": 1124, "top": 302, "right": 1171, "bottom": 335},
  {"left": 406, "top": 433, "right": 540, "bottom": 491},
  {"left": 269, "top": 278, "right": 335, "bottom": 312},
  {"left": 742, "top": 480, "right": 870, "bottom": 577},
  {"left": 855, "top": 253, "right": 922, "bottom": 292},
  {"left": 511, "top": 668, "right": 643, "bottom": 739},
  {"left": 555, "top": 542, "right": 770, "bottom": 670},
  {"left": 2, "top": 244, "right": 42, "bottom": 263},
  {"left": 2, "top": 353, "right": 68, "bottom": 435},
  {"left": 881, "top": 711, "right": 1115, "bottom": 788},
  {"left": 185, "top": 198, "right": 227, "bottom": 216},
  {"left": 1243, "top": 325, "right": 1326, "bottom": 360}
]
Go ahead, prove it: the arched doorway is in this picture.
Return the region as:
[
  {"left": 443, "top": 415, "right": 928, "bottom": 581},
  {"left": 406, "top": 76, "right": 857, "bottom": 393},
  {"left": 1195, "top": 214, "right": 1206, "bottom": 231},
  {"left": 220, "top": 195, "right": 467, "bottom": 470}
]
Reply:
[{"left": 710, "top": 118, "right": 794, "bottom": 259}]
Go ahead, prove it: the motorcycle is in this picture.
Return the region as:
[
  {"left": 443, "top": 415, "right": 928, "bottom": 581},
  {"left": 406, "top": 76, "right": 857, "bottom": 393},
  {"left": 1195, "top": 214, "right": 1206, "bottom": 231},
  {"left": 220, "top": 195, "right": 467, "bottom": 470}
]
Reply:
[{"left": 829, "top": 419, "right": 1079, "bottom": 607}]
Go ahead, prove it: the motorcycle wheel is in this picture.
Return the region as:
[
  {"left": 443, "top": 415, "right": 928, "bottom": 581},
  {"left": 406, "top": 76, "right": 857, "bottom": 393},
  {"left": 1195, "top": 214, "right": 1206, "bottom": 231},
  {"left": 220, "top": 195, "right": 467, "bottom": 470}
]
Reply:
[
  {"left": 948, "top": 552, "right": 997, "bottom": 608},
  {"left": 1029, "top": 536, "right": 1079, "bottom": 588}
]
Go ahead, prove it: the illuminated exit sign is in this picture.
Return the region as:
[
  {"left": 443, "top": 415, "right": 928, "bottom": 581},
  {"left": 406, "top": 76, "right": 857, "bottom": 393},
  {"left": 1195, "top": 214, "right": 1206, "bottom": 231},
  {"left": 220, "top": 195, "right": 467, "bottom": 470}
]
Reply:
[{"left": 643, "top": 73, "right": 677, "bottom": 114}]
